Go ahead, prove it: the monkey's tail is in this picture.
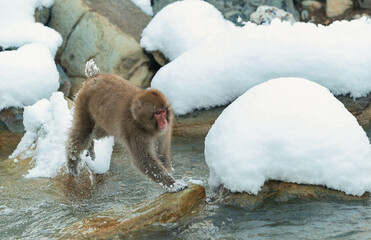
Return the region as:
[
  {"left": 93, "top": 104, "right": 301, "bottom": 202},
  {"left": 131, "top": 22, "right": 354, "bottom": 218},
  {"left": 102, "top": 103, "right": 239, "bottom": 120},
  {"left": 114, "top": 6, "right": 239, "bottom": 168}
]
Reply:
[{"left": 85, "top": 59, "right": 100, "bottom": 78}]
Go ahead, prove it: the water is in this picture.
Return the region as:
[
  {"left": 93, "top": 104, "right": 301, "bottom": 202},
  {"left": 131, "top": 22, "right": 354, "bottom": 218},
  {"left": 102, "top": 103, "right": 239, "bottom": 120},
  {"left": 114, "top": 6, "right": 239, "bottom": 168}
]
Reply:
[{"left": 0, "top": 137, "right": 370, "bottom": 239}]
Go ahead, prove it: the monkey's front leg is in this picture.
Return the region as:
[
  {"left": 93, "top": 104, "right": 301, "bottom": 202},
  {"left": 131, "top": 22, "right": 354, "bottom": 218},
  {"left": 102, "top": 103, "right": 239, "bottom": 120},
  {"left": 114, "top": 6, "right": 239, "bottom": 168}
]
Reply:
[{"left": 131, "top": 144, "right": 188, "bottom": 192}]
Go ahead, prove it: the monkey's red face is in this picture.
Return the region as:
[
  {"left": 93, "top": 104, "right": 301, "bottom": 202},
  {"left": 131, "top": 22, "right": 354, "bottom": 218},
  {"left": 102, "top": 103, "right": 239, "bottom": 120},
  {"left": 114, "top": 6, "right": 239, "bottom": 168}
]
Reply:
[{"left": 154, "top": 109, "right": 168, "bottom": 130}]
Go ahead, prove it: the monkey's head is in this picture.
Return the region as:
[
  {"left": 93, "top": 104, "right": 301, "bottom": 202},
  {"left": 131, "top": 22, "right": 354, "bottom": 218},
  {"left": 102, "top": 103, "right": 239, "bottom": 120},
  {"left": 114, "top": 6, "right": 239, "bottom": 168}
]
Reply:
[{"left": 131, "top": 89, "right": 172, "bottom": 134}]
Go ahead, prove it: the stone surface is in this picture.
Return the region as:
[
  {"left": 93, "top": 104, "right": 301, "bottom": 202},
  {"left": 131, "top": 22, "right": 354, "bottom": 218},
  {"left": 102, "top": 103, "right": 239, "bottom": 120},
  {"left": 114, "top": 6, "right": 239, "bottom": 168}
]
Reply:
[
  {"left": 355, "top": 0, "right": 371, "bottom": 9},
  {"left": 301, "top": 0, "right": 322, "bottom": 12},
  {"left": 0, "top": 108, "right": 24, "bottom": 133},
  {"left": 326, "top": 0, "right": 353, "bottom": 18},
  {"left": 60, "top": 183, "right": 206, "bottom": 239},
  {"left": 57, "top": 64, "right": 71, "bottom": 96},
  {"left": 34, "top": 7, "right": 50, "bottom": 25},
  {"left": 218, "top": 180, "right": 370, "bottom": 210},
  {"left": 152, "top": 0, "right": 300, "bottom": 25},
  {"left": 49, "top": 0, "right": 154, "bottom": 88},
  {"left": 173, "top": 94, "right": 371, "bottom": 138},
  {"left": 173, "top": 106, "right": 225, "bottom": 138}
]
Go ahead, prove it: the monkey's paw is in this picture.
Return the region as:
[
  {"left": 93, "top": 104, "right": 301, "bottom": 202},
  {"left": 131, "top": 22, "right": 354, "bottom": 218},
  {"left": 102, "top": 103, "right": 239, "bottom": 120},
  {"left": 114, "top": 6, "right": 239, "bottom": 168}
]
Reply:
[
  {"left": 166, "top": 180, "right": 189, "bottom": 193},
  {"left": 67, "top": 160, "right": 80, "bottom": 177}
]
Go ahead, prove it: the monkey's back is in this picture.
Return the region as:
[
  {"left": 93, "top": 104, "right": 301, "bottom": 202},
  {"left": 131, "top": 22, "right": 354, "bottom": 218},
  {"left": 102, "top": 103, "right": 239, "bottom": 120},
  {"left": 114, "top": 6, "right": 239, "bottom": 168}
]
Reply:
[{"left": 75, "top": 74, "right": 141, "bottom": 138}]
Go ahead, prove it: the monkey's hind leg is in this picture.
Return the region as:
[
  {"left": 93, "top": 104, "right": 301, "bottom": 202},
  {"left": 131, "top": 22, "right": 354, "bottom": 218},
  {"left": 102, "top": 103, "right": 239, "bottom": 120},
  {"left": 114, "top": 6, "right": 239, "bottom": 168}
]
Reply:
[
  {"left": 66, "top": 113, "right": 94, "bottom": 176},
  {"left": 85, "top": 125, "right": 109, "bottom": 161}
]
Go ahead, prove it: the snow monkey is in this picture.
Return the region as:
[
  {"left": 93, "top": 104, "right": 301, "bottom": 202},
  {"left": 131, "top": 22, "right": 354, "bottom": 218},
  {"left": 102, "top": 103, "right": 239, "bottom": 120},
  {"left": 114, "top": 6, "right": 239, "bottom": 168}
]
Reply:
[{"left": 66, "top": 60, "right": 188, "bottom": 192}]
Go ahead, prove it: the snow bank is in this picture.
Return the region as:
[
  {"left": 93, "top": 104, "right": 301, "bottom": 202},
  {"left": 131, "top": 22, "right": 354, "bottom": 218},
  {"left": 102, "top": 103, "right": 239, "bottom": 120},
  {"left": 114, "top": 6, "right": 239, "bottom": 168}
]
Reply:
[
  {"left": 130, "top": 0, "right": 153, "bottom": 16},
  {"left": 141, "top": 0, "right": 235, "bottom": 61},
  {"left": 9, "top": 93, "right": 114, "bottom": 178},
  {"left": 151, "top": 18, "right": 371, "bottom": 115},
  {"left": 0, "top": 43, "right": 59, "bottom": 111},
  {"left": 0, "top": 0, "right": 62, "bottom": 56},
  {"left": 205, "top": 77, "right": 371, "bottom": 196}
]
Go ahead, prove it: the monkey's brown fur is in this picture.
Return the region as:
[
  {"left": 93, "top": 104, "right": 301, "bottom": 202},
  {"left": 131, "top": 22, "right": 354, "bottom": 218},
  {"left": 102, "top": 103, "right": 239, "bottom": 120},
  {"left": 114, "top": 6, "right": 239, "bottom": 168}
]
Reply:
[{"left": 66, "top": 74, "right": 179, "bottom": 190}]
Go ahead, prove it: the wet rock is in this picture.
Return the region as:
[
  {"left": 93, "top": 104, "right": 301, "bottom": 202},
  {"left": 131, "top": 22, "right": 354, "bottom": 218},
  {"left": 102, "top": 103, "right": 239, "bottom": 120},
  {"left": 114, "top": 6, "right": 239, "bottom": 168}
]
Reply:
[
  {"left": 173, "top": 106, "right": 225, "bottom": 138},
  {"left": 326, "top": 0, "right": 353, "bottom": 18},
  {"left": 49, "top": 0, "right": 155, "bottom": 89},
  {"left": 0, "top": 108, "right": 24, "bottom": 133},
  {"left": 152, "top": 0, "right": 299, "bottom": 25},
  {"left": 173, "top": 94, "right": 371, "bottom": 138},
  {"left": 60, "top": 183, "right": 206, "bottom": 239},
  {"left": 152, "top": 51, "right": 169, "bottom": 66},
  {"left": 250, "top": 5, "right": 296, "bottom": 25},
  {"left": 218, "top": 181, "right": 370, "bottom": 210},
  {"left": 0, "top": 131, "right": 23, "bottom": 160}
]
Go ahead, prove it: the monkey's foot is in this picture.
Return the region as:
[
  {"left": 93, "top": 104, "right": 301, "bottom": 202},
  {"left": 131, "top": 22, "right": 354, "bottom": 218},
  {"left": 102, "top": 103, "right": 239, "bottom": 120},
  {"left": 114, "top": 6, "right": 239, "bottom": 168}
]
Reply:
[
  {"left": 67, "top": 159, "right": 80, "bottom": 177},
  {"left": 166, "top": 180, "right": 189, "bottom": 193}
]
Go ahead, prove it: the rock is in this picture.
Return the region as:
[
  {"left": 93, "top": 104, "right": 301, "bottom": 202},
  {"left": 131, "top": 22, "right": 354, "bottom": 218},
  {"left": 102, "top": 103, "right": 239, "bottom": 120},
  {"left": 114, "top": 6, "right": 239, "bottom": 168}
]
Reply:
[
  {"left": 250, "top": 5, "right": 296, "bottom": 25},
  {"left": 0, "top": 108, "right": 24, "bottom": 133},
  {"left": 326, "top": 0, "right": 353, "bottom": 18},
  {"left": 218, "top": 181, "right": 370, "bottom": 210},
  {"left": 60, "top": 183, "right": 206, "bottom": 239},
  {"left": 49, "top": 0, "right": 154, "bottom": 89},
  {"left": 172, "top": 94, "right": 371, "bottom": 138},
  {"left": 0, "top": 131, "right": 23, "bottom": 159},
  {"left": 354, "top": 0, "right": 371, "bottom": 9},
  {"left": 34, "top": 7, "right": 50, "bottom": 25},
  {"left": 57, "top": 64, "right": 71, "bottom": 97},
  {"left": 152, "top": 51, "right": 169, "bottom": 66},
  {"left": 173, "top": 107, "right": 224, "bottom": 138},
  {"left": 152, "top": 0, "right": 299, "bottom": 25},
  {"left": 301, "top": 0, "right": 322, "bottom": 12}
]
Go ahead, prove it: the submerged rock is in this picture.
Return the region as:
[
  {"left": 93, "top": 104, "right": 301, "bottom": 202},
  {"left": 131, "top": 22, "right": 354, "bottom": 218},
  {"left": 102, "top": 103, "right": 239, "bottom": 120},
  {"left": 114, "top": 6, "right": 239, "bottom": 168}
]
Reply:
[
  {"left": 218, "top": 181, "right": 370, "bottom": 210},
  {"left": 60, "top": 183, "right": 206, "bottom": 239}
]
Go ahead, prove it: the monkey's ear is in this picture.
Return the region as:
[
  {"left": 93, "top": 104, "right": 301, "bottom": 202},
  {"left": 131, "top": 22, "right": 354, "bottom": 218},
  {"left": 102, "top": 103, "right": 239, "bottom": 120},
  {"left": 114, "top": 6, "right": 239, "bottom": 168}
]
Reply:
[{"left": 131, "top": 98, "right": 141, "bottom": 119}]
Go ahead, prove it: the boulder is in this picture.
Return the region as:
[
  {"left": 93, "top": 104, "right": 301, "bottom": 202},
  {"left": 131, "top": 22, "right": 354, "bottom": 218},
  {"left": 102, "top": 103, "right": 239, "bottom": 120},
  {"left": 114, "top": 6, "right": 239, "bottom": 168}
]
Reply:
[
  {"left": 218, "top": 181, "right": 370, "bottom": 210},
  {"left": 60, "top": 183, "right": 206, "bottom": 239},
  {"left": 355, "top": 0, "right": 371, "bottom": 9},
  {"left": 152, "top": 0, "right": 300, "bottom": 25},
  {"left": 34, "top": 7, "right": 50, "bottom": 25},
  {"left": 0, "top": 108, "right": 24, "bottom": 133},
  {"left": 48, "top": 0, "right": 155, "bottom": 92},
  {"left": 326, "top": 0, "right": 353, "bottom": 18}
]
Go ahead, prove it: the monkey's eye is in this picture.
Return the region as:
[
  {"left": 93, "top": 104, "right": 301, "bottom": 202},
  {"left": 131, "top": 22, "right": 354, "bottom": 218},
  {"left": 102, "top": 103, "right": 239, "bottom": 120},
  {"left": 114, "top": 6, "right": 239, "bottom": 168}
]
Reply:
[{"left": 154, "top": 111, "right": 162, "bottom": 115}]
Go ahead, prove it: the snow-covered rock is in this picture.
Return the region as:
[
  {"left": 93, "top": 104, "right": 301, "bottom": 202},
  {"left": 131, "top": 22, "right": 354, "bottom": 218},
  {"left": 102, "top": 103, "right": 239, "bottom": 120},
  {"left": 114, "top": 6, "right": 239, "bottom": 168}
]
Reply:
[
  {"left": 0, "top": 43, "right": 59, "bottom": 111},
  {"left": 151, "top": 18, "right": 371, "bottom": 115},
  {"left": 205, "top": 77, "right": 371, "bottom": 196},
  {"left": 141, "top": 0, "right": 235, "bottom": 61}
]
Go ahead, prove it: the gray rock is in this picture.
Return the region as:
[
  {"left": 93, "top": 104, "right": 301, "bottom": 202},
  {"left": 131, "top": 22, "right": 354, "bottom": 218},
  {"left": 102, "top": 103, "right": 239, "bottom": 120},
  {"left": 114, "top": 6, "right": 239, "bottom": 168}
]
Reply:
[
  {"left": 354, "top": 0, "right": 371, "bottom": 9},
  {"left": 57, "top": 64, "right": 71, "bottom": 97},
  {"left": 49, "top": 0, "right": 154, "bottom": 89},
  {"left": 34, "top": 7, "right": 50, "bottom": 25},
  {"left": 152, "top": 0, "right": 300, "bottom": 25}
]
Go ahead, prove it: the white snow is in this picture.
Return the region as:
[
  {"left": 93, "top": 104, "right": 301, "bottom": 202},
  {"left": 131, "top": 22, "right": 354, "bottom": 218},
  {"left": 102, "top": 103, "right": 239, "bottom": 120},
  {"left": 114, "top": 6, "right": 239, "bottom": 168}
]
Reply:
[
  {"left": 83, "top": 137, "right": 115, "bottom": 174},
  {"left": 205, "top": 78, "right": 371, "bottom": 196},
  {"left": 0, "top": 43, "right": 60, "bottom": 111},
  {"left": 147, "top": 9, "right": 371, "bottom": 114},
  {"left": 0, "top": 0, "right": 62, "bottom": 56},
  {"left": 141, "top": 0, "right": 235, "bottom": 61},
  {"left": 130, "top": 0, "right": 153, "bottom": 16},
  {"left": 9, "top": 93, "right": 114, "bottom": 178}
]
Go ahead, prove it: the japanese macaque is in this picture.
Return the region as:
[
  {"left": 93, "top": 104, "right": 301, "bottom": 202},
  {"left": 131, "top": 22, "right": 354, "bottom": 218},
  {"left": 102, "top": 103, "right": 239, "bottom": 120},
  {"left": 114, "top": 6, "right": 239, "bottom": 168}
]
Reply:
[{"left": 66, "top": 60, "right": 188, "bottom": 192}]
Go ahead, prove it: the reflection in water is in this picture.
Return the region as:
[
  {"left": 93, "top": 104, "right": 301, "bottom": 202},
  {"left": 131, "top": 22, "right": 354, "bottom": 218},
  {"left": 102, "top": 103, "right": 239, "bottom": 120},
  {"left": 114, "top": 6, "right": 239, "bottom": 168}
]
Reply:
[{"left": 0, "top": 137, "right": 370, "bottom": 239}]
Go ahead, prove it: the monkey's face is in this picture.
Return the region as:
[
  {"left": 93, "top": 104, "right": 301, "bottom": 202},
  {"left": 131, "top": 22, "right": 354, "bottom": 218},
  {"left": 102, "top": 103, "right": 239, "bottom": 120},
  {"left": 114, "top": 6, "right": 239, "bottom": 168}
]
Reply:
[
  {"left": 131, "top": 89, "right": 172, "bottom": 134},
  {"left": 154, "top": 108, "right": 168, "bottom": 131}
]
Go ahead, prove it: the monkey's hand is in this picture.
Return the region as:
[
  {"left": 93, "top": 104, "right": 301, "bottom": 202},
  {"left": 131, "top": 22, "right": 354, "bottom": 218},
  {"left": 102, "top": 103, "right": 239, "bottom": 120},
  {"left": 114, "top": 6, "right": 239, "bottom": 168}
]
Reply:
[{"left": 166, "top": 180, "right": 189, "bottom": 193}]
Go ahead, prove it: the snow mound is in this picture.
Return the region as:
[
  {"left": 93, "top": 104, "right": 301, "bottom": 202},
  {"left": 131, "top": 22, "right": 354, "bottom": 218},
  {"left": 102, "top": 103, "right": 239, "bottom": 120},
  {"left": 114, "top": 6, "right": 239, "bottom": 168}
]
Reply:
[
  {"left": 151, "top": 18, "right": 371, "bottom": 115},
  {"left": 141, "top": 0, "right": 235, "bottom": 61},
  {"left": 9, "top": 93, "right": 114, "bottom": 178},
  {"left": 205, "top": 77, "right": 371, "bottom": 196},
  {"left": 0, "top": 43, "right": 59, "bottom": 111},
  {"left": 130, "top": 0, "right": 153, "bottom": 16},
  {"left": 0, "top": 0, "right": 62, "bottom": 56}
]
